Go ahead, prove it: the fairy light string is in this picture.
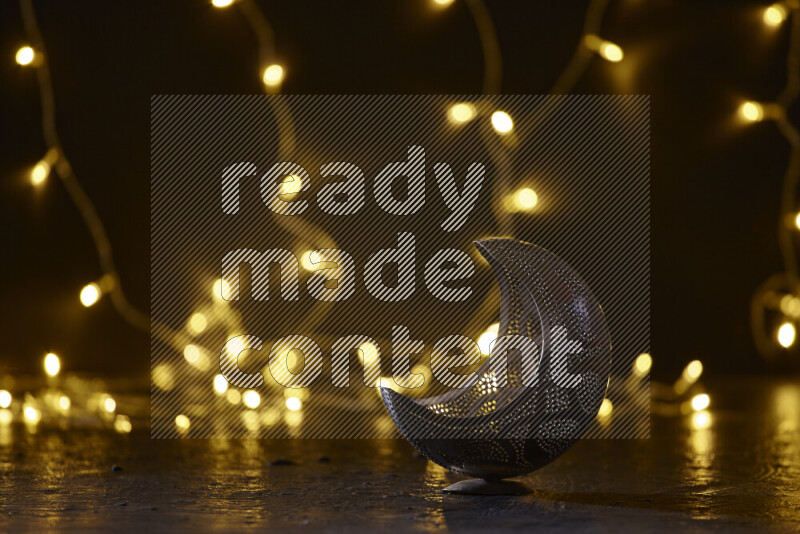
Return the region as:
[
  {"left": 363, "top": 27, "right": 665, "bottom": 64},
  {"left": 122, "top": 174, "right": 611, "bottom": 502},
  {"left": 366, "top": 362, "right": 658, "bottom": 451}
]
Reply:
[
  {"left": 21, "top": 0, "right": 796, "bottom": 433},
  {"left": 750, "top": 1, "right": 800, "bottom": 358}
]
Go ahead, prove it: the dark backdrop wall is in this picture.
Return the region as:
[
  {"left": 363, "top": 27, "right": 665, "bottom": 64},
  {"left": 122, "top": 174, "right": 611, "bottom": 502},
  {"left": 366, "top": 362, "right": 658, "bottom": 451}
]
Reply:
[{"left": 0, "top": 0, "right": 795, "bottom": 380}]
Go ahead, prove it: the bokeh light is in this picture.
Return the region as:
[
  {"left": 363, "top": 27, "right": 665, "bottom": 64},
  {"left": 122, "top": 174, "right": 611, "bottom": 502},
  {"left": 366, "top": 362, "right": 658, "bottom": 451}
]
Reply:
[{"left": 15, "top": 46, "right": 35, "bottom": 66}]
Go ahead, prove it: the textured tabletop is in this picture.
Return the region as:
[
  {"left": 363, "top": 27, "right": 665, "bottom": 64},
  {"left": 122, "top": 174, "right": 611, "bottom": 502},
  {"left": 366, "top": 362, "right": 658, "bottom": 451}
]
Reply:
[{"left": 1, "top": 376, "right": 798, "bottom": 533}]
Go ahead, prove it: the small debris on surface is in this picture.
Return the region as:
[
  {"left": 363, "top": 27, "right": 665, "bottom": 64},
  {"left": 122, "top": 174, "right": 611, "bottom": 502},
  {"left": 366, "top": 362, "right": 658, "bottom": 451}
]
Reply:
[
  {"left": 317, "top": 456, "right": 331, "bottom": 463},
  {"left": 111, "top": 464, "right": 123, "bottom": 472},
  {"left": 268, "top": 458, "right": 295, "bottom": 466}
]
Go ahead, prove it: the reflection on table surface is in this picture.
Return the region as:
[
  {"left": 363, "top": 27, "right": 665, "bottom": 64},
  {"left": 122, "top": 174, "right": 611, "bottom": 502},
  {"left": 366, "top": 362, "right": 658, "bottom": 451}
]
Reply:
[{"left": 0, "top": 376, "right": 798, "bottom": 533}]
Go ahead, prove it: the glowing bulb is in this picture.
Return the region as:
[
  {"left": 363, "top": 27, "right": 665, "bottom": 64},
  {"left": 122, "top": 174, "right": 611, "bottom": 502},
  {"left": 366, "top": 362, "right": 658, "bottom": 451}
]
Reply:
[
  {"left": 187, "top": 312, "right": 208, "bottom": 334},
  {"left": 114, "top": 415, "right": 132, "bottom": 433},
  {"left": 262, "top": 64, "right": 285, "bottom": 87},
  {"left": 477, "top": 323, "right": 500, "bottom": 355},
  {"left": 285, "top": 410, "right": 303, "bottom": 427},
  {"left": 213, "top": 374, "right": 229, "bottom": 394},
  {"left": 212, "top": 278, "right": 231, "bottom": 301},
  {"left": 226, "top": 388, "right": 241, "bottom": 405},
  {"left": 692, "top": 410, "right": 711, "bottom": 429},
  {"left": 15, "top": 46, "right": 35, "bottom": 66},
  {"left": 633, "top": 353, "right": 652, "bottom": 377},
  {"left": 514, "top": 188, "right": 538, "bottom": 210},
  {"left": 448, "top": 103, "right": 476, "bottom": 124},
  {"left": 175, "top": 414, "right": 191, "bottom": 431},
  {"left": 597, "top": 398, "right": 613, "bottom": 418},
  {"left": 598, "top": 42, "right": 624, "bottom": 62},
  {"left": 279, "top": 174, "right": 303, "bottom": 196},
  {"left": 243, "top": 390, "right": 261, "bottom": 408},
  {"left": 359, "top": 342, "right": 380, "bottom": 367},
  {"left": 24, "top": 406, "right": 41, "bottom": 423},
  {"left": 764, "top": 4, "right": 787, "bottom": 27},
  {"left": 433, "top": 0, "right": 455, "bottom": 5},
  {"left": 584, "top": 35, "right": 623, "bottom": 62},
  {"left": 184, "top": 344, "right": 211, "bottom": 370},
  {"left": 286, "top": 396, "right": 302, "bottom": 411},
  {"left": 683, "top": 360, "right": 703, "bottom": 382},
  {"left": 212, "top": 0, "right": 234, "bottom": 7},
  {"left": 491, "top": 111, "right": 513, "bottom": 134},
  {"left": 153, "top": 363, "right": 174, "bottom": 391},
  {"left": 778, "top": 322, "right": 796, "bottom": 347},
  {"left": 740, "top": 101, "right": 764, "bottom": 122},
  {"left": 262, "top": 408, "right": 280, "bottom": 426},
  {"left": 795, "top": 213, "right": 800, "bottom": 230},
  {"left": 0, "top": 390, "right": 11, "bottom": 409},
  {"left": 58, "top": 395, "right": 71, "bottom": 411},
  {"left": 104, "top": 396, "right": 116, "bottom": 413},
  {"left": 691, "top": 393, "right": 710, "bottom": 411},
  {"left": 44, "top": 352, "right": 60, "bottom": 377},
  {"left": 300, "top": 250, "right": 317, "bottom": 271},
  {"left": 31, "top": 161, "right": 50, "bottom": 186},
  {"left": 226, "top": 337, "right": 246, "bottom": 357},
  {"left": 80, "top": 283, "right": 101, "bottom": 307}
]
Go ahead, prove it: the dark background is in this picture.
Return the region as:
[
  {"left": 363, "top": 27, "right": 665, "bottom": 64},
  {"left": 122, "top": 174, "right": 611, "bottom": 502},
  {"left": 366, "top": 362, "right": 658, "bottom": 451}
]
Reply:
[{"left": 0, "top": 0, "right": 796, "bottom": 381}]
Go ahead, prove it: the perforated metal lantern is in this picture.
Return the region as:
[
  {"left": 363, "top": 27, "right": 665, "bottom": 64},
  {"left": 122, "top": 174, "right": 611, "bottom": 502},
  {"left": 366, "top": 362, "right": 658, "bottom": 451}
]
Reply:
[{"left": 381, "top": 238, "right": 612, "bottom": 488}]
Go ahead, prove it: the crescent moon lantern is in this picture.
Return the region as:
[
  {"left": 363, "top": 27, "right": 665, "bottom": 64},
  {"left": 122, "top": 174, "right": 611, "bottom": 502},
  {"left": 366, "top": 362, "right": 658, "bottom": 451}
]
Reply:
[{"left": 381, "top": 238, "right": 612, "bottom": 494}]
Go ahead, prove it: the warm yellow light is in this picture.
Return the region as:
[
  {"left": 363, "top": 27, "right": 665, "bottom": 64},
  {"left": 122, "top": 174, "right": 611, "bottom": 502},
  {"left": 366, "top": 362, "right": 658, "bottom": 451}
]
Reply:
[
  {"left": 58, "top": 395, "right": 71, "bottom": 411},
  {"left": 597, "top": 398, "right": 613, "bottom": 418},
  {"left": 183, "top": 344, "right": 201, "bottom": 365},
  {"left": 153, "top": 363, "right": 174, "bottom": 391},
  {"left": 285, "top": 410, "right": 303, "bottom": 427},
  {"left": 584, "top": 35, "right": 623, "bottom": 62},
  {"left": 491, "top": 111, "right": 514, "bottom": 134},
  {"left": 778, "top": 322, "right": 796, "bottom": 348},
  {"left": 683, "top": 359, "right": 703, "bottom": 382},
  {"left": 284, "top": 388, "right": 310, "bottom": 401},
  {"left": 433, "top": 0, "right": 455, "bottom": 6},
  {"left": 691, "top": 393, "right": 710, "bottom": 411},
  {"left": 692, "top": 410, "right": 711, "bottom": 429},
  {"left": 175, "top": 414, "right": 191, "bottom": 431},
  {"left": 300, "top": 250, "right": 317, "bottom": 271},
  {"left": 15, "top": 46, "right": 35, "bottom": 66},
  {"left": 104, "top": 396, "right": 116, "bottom": 413},
  {"left": 633, "top": 353, "right": 652, "bottom": 377},
  {"left": 31, "top": 161, "right": 50, "bottom": 186},
  {"left": 80, "top": 283, "right": 101, "bottom": 307},
  {"left": 477, "top": 323, "right": 500, "bottom": 355},
  {"left": 286, "top": 396, "right": 302, "bottom": 411},
  {"left": 226, "top": 388, "right": 241, "bottom": 405},
  {"left": 114, "top": 415, "right": 132, "bottom": 433},
  {"left": 0, "top": 410, "right": 12, "bottom": 425},
  {"left": 0, "top": 391, "right": 11, "bottom": 409},
  {"left": 44, "top": 352, "right": 61, "bottom": 377},
  {"left": 740, "top": 101, "right": 764, "bottom": 122},
  {"left": 212, "top": 278, "right": 231, "bottom": 301},
  {"left": 795, "top": 213, "right": 800, "bottom": 230},
  {"left": 280, "top": 174, "right": 303, "bottom": 196},
  {"left": 243, "top": 390, "right": 261, "bottom": 408},
  {"left": 514, "top": 188, "right": 538, "bottom": 210},
  {"left": 262, "top": 64, "right": 285, "bottom": 87},
  {"left": 448, "top": 103, "right": 476, "bottom": 124},
  {"left": 599, "top": 42, "right": 624, "bottom": 62},
  {"left": 187, "top": 312, "right": 208, "bottom": 334},
  {"left": 226, "top": 336, "right": 246, "bottom": 357},
  {"left": 212, "top": 0, "right": 235, "bottom": 7},
  {"left": 213, "top": 374, "right": 229, "bottom": 394},
  {"left": 262, "top": 408, "right": 280, "bottom": 426},
  {"left": 764, "top": 4, "right": 788, "bottom": 27},
  {"left": 358, "top": 342, "right": 380, "bottom": 367},
  {"left": 24, "top": 406, "right": 41, "bottom": 424}
]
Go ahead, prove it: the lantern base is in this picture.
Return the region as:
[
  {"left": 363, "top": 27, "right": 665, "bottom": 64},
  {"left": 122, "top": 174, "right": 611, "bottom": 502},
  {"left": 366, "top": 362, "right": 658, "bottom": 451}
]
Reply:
[{"left": 442, "top": 478, "right": 532, "bottom": 495}]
